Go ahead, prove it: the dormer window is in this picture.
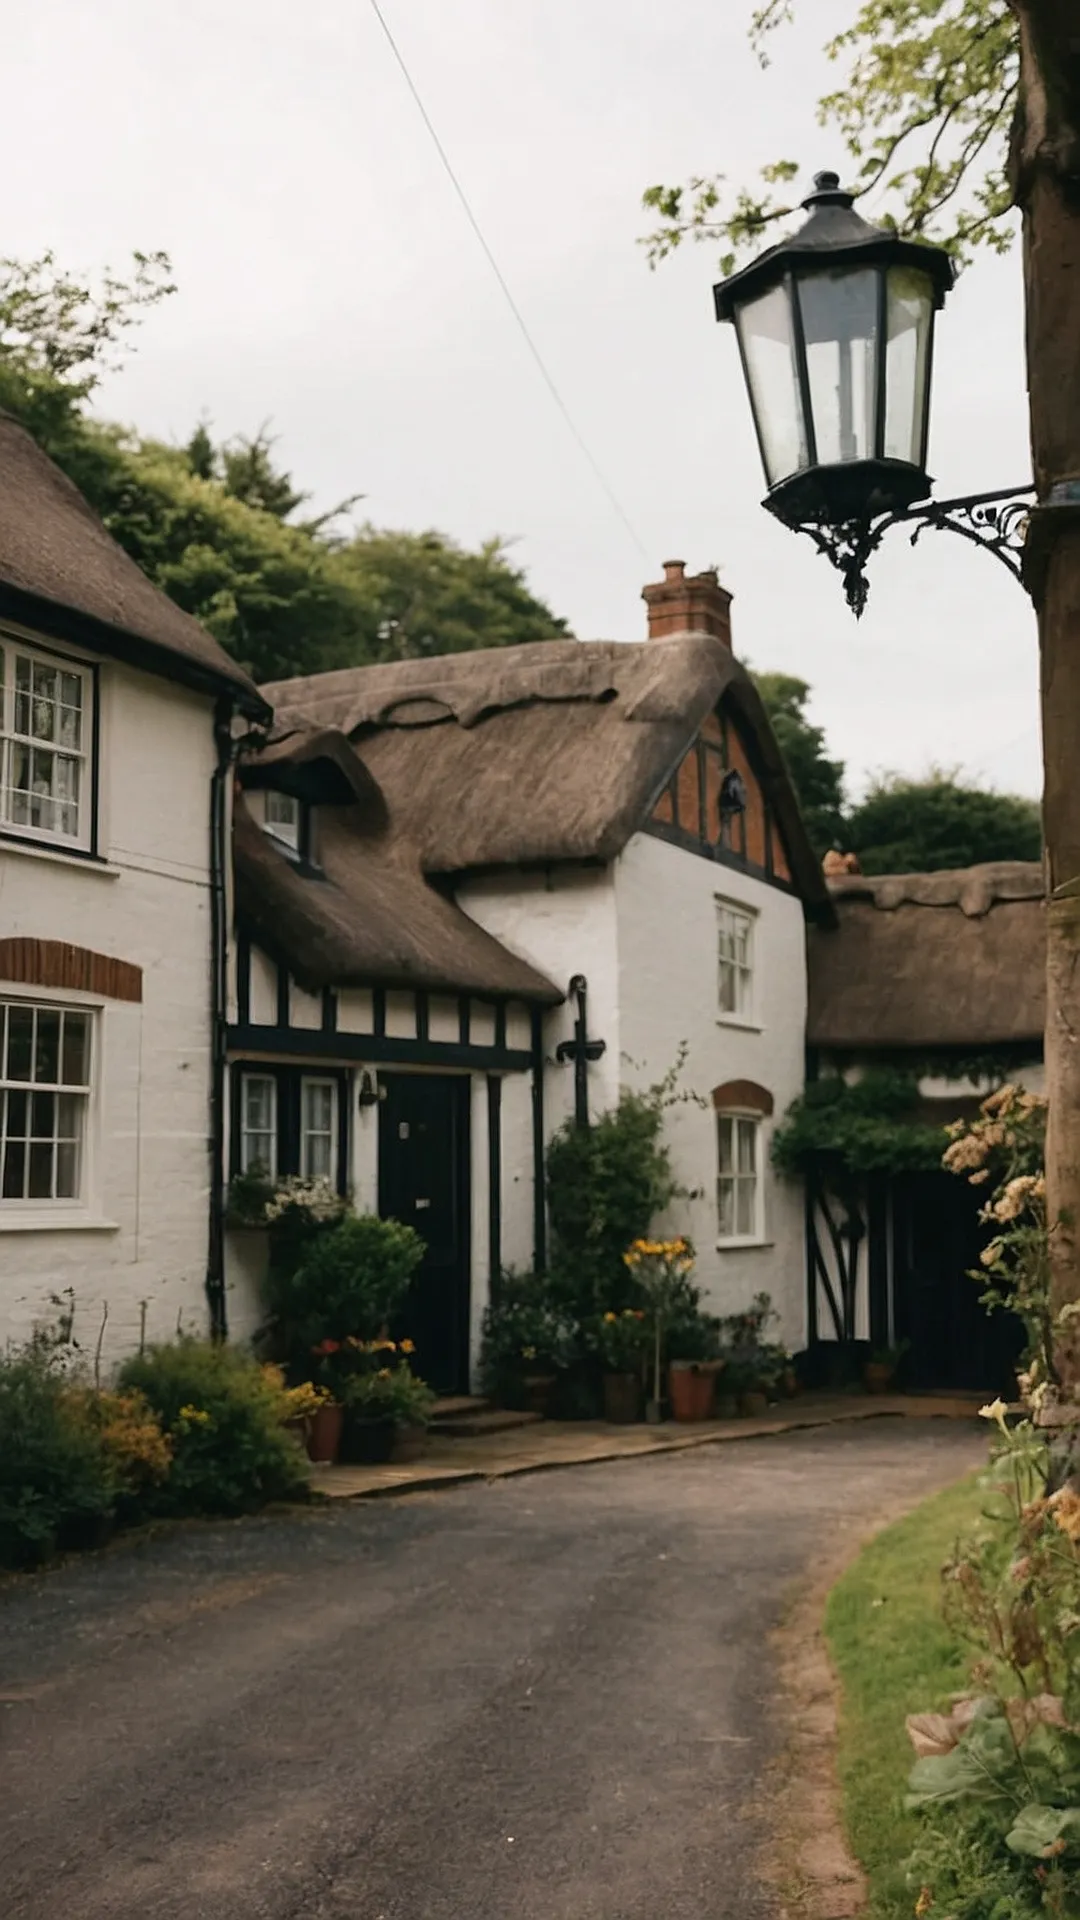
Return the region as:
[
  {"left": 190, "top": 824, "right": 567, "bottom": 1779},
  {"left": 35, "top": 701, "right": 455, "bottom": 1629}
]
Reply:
[{"left": 264, "top": 790, "right": 300, "bottom": 853}]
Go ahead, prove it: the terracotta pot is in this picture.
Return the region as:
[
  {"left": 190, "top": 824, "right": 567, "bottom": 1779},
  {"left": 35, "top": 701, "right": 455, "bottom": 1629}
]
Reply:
[
  {"left": 391, "top": 1421, "right": 427, "bottom": 1463},
  {"left": 715, "top": 1393, "right": 739, "bottom": 1420},
  {"left": 864, "top": 1363, "right": 894, "bottom": 1396},
  {"left": 523, "top": 1374, "right": 556, "bottom": 1417},
  {"left": 602, "top": 1371, "right": 642, "bottom": 1424},
  {"left": 668, "top": 1362, "right": 716, "bottom": 1423},
  {"left": 340, "top": 1413, "right": 396, "bottom": 1465},
  {"left": 306, "top": 1401, "right": 344, "bottom": 1464},
  {"left": 739, "top": 1390, "right": 769, "bottom": 1419}
]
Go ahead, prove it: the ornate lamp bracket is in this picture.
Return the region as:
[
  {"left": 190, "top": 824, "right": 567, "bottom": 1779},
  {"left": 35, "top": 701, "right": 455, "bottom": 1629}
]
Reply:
[{"left": 797, "top": 484, "right": 1037, "bottom": 618}]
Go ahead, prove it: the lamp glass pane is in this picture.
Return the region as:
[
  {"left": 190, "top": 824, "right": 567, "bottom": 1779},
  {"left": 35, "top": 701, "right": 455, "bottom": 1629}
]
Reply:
[
  {"left": 797, "top": 267, "right": 879, "bottom": 465},
  {"left": 884, "top": 267, "right": 933, "bottom": 466},
  {"left": 734, "top": 281, "right": 809, "bottom": 487}
]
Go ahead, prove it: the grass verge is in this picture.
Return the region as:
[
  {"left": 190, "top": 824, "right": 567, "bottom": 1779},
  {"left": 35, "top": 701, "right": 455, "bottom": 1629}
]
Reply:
[{"left": 824, "top": 1471, "right": 987, "bottom": 1919}]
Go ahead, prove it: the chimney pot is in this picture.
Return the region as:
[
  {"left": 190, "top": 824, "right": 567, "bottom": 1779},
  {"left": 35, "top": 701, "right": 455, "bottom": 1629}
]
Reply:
[{"left": 642, "top": 559, "right": 733, "bottom": 648}]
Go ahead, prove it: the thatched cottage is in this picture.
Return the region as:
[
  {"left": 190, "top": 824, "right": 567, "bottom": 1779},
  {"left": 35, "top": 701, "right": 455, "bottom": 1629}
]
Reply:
[
  {"left": 224, "top": 564, "right": 831, "bottom": 1390},
  {"left": 805, "top": 861, "right": 1044, "bottom": 1392}
]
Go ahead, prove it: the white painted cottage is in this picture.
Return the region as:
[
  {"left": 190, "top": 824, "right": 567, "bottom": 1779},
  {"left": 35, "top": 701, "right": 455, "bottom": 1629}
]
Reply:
[
  {"left": 0, "top": 416, "right": 266, "bottom": 1363},
  {"left": 226, "top": 563, "right": 832, "bottom": 1389}
]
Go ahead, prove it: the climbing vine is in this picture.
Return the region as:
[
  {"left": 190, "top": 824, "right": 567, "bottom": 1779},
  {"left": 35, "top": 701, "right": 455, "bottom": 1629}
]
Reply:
[{"left": 771, "top": 1070, "right": 949, "bottom": 1181}]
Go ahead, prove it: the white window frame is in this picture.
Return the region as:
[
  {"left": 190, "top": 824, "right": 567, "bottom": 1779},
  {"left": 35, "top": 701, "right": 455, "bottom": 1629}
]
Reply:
[
  {"left": 0, "top": 996, "right": 95, "bottom": 1210},
  {"left": 300, "top": 1076, "right": 338, "bottom": 1182},
  {"left": 716, "top": 897, "right": 757, "bottom": 1025},
  {"left": 716, "top": 1110, "right": 765, "bottom": 1246},
  {"left": 262, "top": 790, "right": 301, "bottom": 854},
  {"left": 0, "top": 633, "right": 95, "bottom": 852},
  {"left": 240, "top": 1072, "right": 278, "bottom": 1177}
]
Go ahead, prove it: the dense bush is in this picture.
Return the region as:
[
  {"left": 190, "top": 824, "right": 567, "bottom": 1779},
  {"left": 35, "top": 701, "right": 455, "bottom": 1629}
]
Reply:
[
  {"left": 0, "top": 1336, "right": 117, "bottom": 1568},
  {"left": 119, "top": 1339, "right": 308, "bottom": 1516},
  {"left": 545, "top": 1066, "right": 689, "bottom": 1321},
  {"left": 262, "top": 1212, "right": 425, "bottom": 1375}
]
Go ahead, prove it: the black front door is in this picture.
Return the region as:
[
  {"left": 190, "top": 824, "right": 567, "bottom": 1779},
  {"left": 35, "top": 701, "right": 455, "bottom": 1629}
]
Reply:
[
  {"left": 891, "top": 1172, "right": 1025, "bottom": 1393},
  {"left": 378, "top": 1074, "right": 471, "bottom": 1395}
]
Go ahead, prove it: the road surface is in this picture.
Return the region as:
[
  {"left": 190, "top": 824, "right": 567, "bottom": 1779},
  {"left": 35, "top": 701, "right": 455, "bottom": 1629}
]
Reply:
[{"left": 0, "top": 1418, "right": 982, "bottom": 1919}]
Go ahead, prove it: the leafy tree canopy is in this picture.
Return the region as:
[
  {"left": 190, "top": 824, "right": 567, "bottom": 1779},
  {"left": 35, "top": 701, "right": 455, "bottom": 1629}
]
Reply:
[
  {"left": 642, "top": 1, "right": 1017, "bottom": 272},
  {"left": 0, "top": 252, "right": 570, "bottom": 684},
  {"left": 846, "top": 768, "right": 1042, "bottom": 873},
  {"left": 752, "top": 670, "right": 847, "bottom": 856}
]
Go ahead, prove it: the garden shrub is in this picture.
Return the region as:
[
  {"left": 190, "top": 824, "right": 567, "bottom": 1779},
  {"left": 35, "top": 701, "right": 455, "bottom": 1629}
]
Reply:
[
  {"left": 261, "top": 1212, "right": 425, "bottom": 1374},
  {"left": 545, "top": 1063, "right": 689, "bottom": 1322},
  {"left": 479, "top": 1271, "right": 579, "bottom": 1406},
  {"left": 119, "top": 1338, "right": 309, "bottom": 1515},
  {"left": 0, "top": 1335, "right": 116, "bottom": 1568}
]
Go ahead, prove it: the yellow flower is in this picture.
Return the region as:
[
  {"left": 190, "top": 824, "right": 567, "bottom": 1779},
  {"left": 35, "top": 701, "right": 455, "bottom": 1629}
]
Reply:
[
  {"left": 978, "top": 1398, "right": 1009, "bottom": 1432},
  {"left": 178, "top": 1403, "right": 211, "bottom": 1426},
  {"left": 604, "top": 1312, "right": 617, "bottom": 1323},
  {"left": 400, "top": 1339, "right": 416, "bottom": 1354}
]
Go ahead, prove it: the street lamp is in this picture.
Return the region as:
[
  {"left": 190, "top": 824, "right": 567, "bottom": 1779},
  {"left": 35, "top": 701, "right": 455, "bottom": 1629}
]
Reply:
[{"left": 714, "top": 171, "right": 1035, "bottom": 615}]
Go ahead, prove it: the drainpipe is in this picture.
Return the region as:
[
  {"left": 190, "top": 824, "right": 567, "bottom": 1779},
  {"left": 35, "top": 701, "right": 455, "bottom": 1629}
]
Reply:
[{"left": 206, "top": 697, "right": 237, "bottom": 1342}]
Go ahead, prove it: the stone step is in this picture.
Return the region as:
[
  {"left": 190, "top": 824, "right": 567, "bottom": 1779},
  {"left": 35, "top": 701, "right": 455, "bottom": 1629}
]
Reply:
[
  {"left": 430, "top": 1395, "right": 492, "bottom": 1421},
  {"left": 428, "top": 1407, "right": 545, "bottom": 1439}
]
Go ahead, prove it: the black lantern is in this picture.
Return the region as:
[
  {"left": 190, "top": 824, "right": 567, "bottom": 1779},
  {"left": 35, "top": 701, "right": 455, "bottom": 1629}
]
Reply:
[{"left": 714, "top": 171, "right": 956, "bottom": 535}]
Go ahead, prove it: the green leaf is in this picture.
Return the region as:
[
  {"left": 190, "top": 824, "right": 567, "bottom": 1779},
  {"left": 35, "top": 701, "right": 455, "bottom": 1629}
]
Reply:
[
  {"left": 905, "top": 1711, "right": 1019, "bottom": 1808},
  {"left": 1005, "top": 1804, "right": 1080, "bottom": 1859}
]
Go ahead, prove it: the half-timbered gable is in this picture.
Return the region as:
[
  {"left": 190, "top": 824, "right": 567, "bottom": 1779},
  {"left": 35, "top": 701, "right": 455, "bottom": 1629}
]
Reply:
[{"left": 649, "top": 705, "right": 795, "bottom": 888}]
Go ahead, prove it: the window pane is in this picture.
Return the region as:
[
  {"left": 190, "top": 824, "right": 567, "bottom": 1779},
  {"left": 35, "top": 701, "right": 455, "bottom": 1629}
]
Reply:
[
  {"left": 885, "top": 267, "right": 933, "bottom": 466},
  {"left": 56, "top": 1140, "right": 79, "bottom": 1198},
  {"left": 303, "top": 1081, "right": 334, "bottom": 1133},
  {"left": 62, "top": 1014, "right": 89, "bottom": 1088},
  {"left": 737, "top": 1119, "right": 757, "bottom": 1175},
  {"left": 28, "top": 1141, "right": 54, "bottom": 1199},
  {"left": 31, "top": 1090, "right": 54, "bottom": 1137},
  {"left": 2, "top": 648, "right": 87, "bottom": 842},
  {"left": 735, "top": 1179, "right": 756, "bottom": 1237},
  {"left": 5, "top": 1089, "right": 27, "bottom": 1137},
  {"left": 7, "top": 1008, "right": 33, "bottom": 1081},
  {"left": 2, "top": 1139, "right": 25, "bottom": 1198},
  {"left": 735, "top": 281, "right": 809, "bottom": 486},
  {"left": 244, "top": 1078, "right": 275, "bottom": 1131},
  {"left": 264, "top": 791, "right": 300, "bottom": 852},
  {"left": 798, "top": 267, "right": 879, "bottom": 465},
  {"left": 34, "top": 1011, "right": 60, "bottom": 1083},
  {"left": 718, "top": 960, "right": 736, "bottom": 1013},
  {"left": 718, "top": 1177, "right": 735, "bottom": 1239},
  {"left": 718, "top": 1115, "right": 734, "bottom": 1174}
]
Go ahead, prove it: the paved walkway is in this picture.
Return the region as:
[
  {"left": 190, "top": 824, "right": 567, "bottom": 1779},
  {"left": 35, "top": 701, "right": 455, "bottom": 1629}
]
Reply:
[
  {"left": 0, "top": 1419, "right": 984, "bottom": 1920},
  {"left": 311, "top": 1390, "right": 984, "bottom": 1499}
]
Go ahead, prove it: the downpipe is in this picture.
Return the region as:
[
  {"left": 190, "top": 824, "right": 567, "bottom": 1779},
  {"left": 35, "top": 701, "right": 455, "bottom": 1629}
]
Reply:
[{"left": 206, "top": 698, "right": 236, "bottom": 1342}]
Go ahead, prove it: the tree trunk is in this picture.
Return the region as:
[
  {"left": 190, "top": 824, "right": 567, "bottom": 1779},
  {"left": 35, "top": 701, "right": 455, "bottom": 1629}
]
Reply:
[{"left": 1009, "top": 2, "right": 1080, "bottom": 1395}]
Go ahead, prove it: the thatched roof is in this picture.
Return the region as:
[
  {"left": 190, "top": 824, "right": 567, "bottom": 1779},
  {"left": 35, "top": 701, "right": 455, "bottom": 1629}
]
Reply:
[
  {"left": 262, "top": 636, "right": 830, "bottom": 911},
  {"left": 0, "top": 415, "right": 265, "bottom": 715},
  {"left": 807, "top": 862, "right": 1045, "bottom": 1051},
  {"left": 233, "top": 794, "right": 561, "bottom": 1004}
]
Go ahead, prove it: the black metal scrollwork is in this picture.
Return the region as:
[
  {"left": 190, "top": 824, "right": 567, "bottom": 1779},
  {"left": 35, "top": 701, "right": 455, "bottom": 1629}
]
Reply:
[{"left": 797, "top": 484, "right": 1036, "bottom": 617}]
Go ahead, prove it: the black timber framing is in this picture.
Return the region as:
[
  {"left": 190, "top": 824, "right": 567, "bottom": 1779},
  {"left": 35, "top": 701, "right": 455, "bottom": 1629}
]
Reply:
[
  {"left": 530, "top": 1006, "right": 547, "bottom": 1272},
  {"left": 487, "top": 1074, "right": 502, "bottom": 1299},
  {"left": 645, "top": 816, "right": 800, "bottom": 897},
  {"left": 227, "top": 1023, "right": 532, "bottom": 1074}
]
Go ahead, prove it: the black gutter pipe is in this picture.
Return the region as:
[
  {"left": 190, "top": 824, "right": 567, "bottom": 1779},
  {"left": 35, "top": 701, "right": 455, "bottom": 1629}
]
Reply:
[{"left": 206, "top": 697, "right": 236, "bottom": 1341}]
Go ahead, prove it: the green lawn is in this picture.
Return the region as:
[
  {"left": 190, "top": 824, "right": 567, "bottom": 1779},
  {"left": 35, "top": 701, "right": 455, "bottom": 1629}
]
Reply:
[{"left": 824, "top": 1472, "right": 992, "bottom": 1919}]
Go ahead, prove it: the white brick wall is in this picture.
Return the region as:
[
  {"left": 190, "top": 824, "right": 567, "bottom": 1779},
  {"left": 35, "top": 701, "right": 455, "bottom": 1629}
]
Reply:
[{"left": 0, "top": 652, "right": 219, "bottom": 1370}]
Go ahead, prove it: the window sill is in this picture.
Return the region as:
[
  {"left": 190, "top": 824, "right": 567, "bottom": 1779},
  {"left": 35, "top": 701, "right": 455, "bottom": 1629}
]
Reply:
[
  {"left": 716, "top": 1238, "right": 774, "bottom": 1252},
  {"left": 0, "top": 834, "right": 119, "bottom": 879},
  {"left": 0, "top": 1212, "right": 120, "bottom": 1233},
  {"left": 716, "top": 1016, "right": 763, "bottom": 1033}
]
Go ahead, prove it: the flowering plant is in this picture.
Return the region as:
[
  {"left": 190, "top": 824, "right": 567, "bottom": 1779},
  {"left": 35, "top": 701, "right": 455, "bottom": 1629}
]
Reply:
[
  {"left": 623, "top": 1238, "right": 698, "bottom": 1407},
  {"left": 591, "top": 1309, "right": 649, "bottom": 1372},
  {"left": 340, "top": 1363, "right": 435, "bottom": 1425},
  {"left": 276, "top": 1379, "right": 333, "bottom": 1422},
  {"left": 944, "top": 1083, "right": 1050, "bottom": 1385}
]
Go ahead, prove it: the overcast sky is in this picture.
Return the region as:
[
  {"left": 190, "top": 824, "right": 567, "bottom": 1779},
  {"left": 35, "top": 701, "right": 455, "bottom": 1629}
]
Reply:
[{"left": 8, "top": 0, "right": 1038, "bottom": 801}]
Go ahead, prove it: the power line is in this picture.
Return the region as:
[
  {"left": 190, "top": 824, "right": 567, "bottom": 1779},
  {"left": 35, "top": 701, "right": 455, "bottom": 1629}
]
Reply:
[{"left": 366, "top": 0, "right": 649, "bottom": 560}]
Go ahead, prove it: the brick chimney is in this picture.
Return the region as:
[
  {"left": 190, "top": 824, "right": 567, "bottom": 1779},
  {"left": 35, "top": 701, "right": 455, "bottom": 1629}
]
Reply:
[{"left": 642, "top": 559, "right": 732, "bottom": 647}]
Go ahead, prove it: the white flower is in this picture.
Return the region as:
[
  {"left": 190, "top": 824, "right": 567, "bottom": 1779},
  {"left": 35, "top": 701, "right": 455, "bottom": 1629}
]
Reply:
[{"left": 979, "top": 1397, "right": 1010, "bottom": 1432}]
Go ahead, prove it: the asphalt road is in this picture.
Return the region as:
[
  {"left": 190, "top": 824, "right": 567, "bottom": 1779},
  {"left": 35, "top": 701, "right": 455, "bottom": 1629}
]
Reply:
[{"left": 0, "top": 1419, "right": 983, "bottom": 1920}]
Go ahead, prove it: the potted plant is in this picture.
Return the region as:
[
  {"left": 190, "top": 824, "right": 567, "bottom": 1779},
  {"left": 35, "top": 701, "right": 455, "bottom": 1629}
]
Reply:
[
  {"left": 864, "top": 1340, "right": 909, "bottom": 1395},
  {"left": 593, "top": 1310, "right": 648, "bottom": 1423},
  {"left": 478, "top": 1274, "right": 578, "bottom": 1415},
  {"left": 623, "top": 1236, "right": 697, "bottom": 1423},
  {"left": 338, "top": 1361, "right": 431, "bottom": 1464},
  {"left": 389, "top": 1367, "right": 436, "bottom": 1462},
  {"left": 277, "top": 1378, "right": 335, "bottom": 1454},
  {"left": 717, "top": 1295, "right": 782, "bottom": 1417}
]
